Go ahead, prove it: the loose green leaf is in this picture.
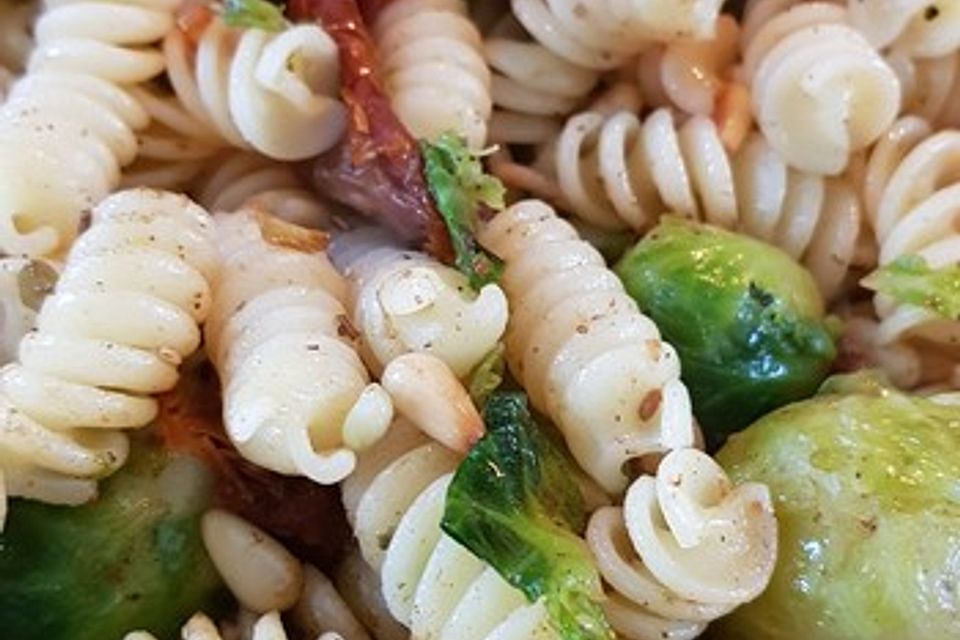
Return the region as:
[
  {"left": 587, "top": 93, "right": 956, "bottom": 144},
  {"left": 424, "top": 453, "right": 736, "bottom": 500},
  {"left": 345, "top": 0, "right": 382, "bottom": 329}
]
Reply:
[
  {"left": 441, "top": 392, "right": 615, "bottom": 640},
  {"left": 467, "top": 343, "right": 505, "bottom": 407},
  {"left": 862, "top": 255, "right": 960, "bottom": 320},
  {"left": 221, "top": 0, "right": 287, "bottom": 31},
  {"left": 422, "top": 134, "right": 505, "bottom": 290}
]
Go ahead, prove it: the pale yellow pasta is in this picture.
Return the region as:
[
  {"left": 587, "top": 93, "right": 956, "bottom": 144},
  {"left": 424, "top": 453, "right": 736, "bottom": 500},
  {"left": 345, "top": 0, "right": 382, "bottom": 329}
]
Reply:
[
  {"left": 0, "top": 0, "right": 177, "bottom": 257},
  {"left": 847, "top": 0, "right": 960, "bottom": 58},
  {"left": 743, "top": 2, "right": 901, "bottom": 175},
  {"left": 0, "top": 189, "right": 218, "bottom": 525},
  {"left": 332, "top": 228, "right": 508, "bottom": 378},
  {"left": 342, "top": 418, "right": 556, "bottom": 640},
  {"left": 587, "top": 448, "right": 777, "bottom": 640},
  {"left": 162, "top": 18, "right": 347, "bottom": 161},
  {"left": 205, "top": 210, "right": 393, "bottom": 485},
  {"left": 478, "top": 200, "right": 697, "bottom": 492},
  {"left": 373, "top": 0, "right": 491, "bottom": 149}
]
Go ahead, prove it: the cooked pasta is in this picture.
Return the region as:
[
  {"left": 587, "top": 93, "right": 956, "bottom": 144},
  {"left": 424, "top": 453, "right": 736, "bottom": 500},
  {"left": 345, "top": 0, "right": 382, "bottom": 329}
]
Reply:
[
  {"left": 0, "top": 189, "right": 218, "bottom": 522},
  {"left": 742, "top": 2, "right": 901, "bottom": 175},
  {"left": 205, "top": 210, "right": 393, "bottom": 485},
  {"left": 163, "top": 16, "right": 347, "bottom": 161},
  {"left": 191, "top": 150, "right": 333, "bottom": 229},
  {"left": 331, "top": 228, "right": 509, "bottom": 378},
  {"left": 373, "top": 0, "right": 491, "bottom": 150},
  {"left": 0, "top": 258, "right": 57, "bottom": 366},
  {"left": 341, "top": 418, "right": 555, "bottom": 639},
  {"left": 860, "top": 117, "right": 960, "bottom": 375},
  {"left": 587, "top": 448, "right": 777, "bottom": 640},
  {"left": 0, "top": 0, "right": 175, "bottom": 257},
  {"left": 887, "top": 50, "right": 960, "bottom": 129},
  {"left": 478, "top": 200, "right": 697, "bottom": 492},
  {"left": 846, "top": 0, "right": 960, "bottom": 58},
  {"left": 550, "top": 108, "right": 864, "bottom": 299}
]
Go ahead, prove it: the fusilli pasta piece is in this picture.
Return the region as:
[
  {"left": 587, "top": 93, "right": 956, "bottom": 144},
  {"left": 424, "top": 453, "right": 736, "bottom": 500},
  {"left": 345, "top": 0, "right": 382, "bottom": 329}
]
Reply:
[
  {"left": 191, "top": 150, "right": 333, "bottom": 229},
  {"left": 205, "top": 210, "right": 393, "bottom": 485},
  {"left": 373, "top": 0, "right": 492, "bottom": 150},
  {"left": 478, "top": 200, "right": 697, "bottom": 492},
  {"left": 331, "top": 228, "right": 509, "bottom": 378},
  {"left": 342, "top": 418, "right": 556, "bottom": 639},
  {"left": 860, "top": 117, "right": 960, "bottom": 371},
  {"left": 846, "top": 0, "right": 960, "bottom": 58},
  {"left": 742, "top": 2, "right": 901, "bottom": 175},
  {"left": 887, "top": 49, "right": 960, "bottom": 129},
  {"left": 551, "top": 108, "right": 865, "bottom": 299},
  {"left": 0, "top": 189, "right": 218, "bottom": 523},
  {"left": 587, "top": 448, "right": 777, "bottom": 640},
  {"left": 162, "top": 16, "right": 347, "bottom": 161},
  {"left": 0, "top": 0, "right": 176, "bottom": 256}
]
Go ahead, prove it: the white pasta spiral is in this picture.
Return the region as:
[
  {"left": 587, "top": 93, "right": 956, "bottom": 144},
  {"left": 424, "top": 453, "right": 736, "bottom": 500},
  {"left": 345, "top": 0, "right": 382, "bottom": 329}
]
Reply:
[
  {"left": 485, "top": 0, "right": 724, "bottom": 145},
  {"left": 331, "top": 228, "right": 509, "bottom": 378},
  {"left": 205, "top": 210, "right": 393, "bottom": 485},
  {"left": 0, "top": 189, "right": 218, "bottom": 523},
  {"left": 587, "top": 448, "right": 777, "bottom": 640},
  {"left": 846, "top": 0, "right": 960, "bottom": 58},
  {"left": 742, "top": 2, "right": 901, "bottom": 175},
  {"left": 0, "top": 0, "right": 177, "bottom": 257},
  {"left": 373, "top": 0, "right": 492, "bottom": 150},
  {"left": 861, "top": 116, "right": 960, "bottom": 359},
  {"left": 162, "top": 17, "right": 347, "bottom": 161},
  {"left": 887, "top": 49, "right": 960, "bottom": 128},
  {"left": 191, "top": 150, "right": 333, "bottom": 229},
  {"left": 342, "top": 418, "right": 555, "bottom": 640},
  {"left": 478, "top": 200, "right": 697, "bottom": 493},
  {"left": 553, "top": 107, "right": 864, "bottom": 300}
]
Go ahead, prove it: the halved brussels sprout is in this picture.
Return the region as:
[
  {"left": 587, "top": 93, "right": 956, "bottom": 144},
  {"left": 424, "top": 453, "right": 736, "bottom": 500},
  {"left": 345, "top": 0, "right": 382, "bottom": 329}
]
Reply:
[
  {"left": 0, "top": 436, "right": 228, "bottom": 639},
  {"left": 714, "top": 374, "right": 960, "bottom": 640},
  {"left": 616, "top": 217, "right": 836, "bottom": 446}
]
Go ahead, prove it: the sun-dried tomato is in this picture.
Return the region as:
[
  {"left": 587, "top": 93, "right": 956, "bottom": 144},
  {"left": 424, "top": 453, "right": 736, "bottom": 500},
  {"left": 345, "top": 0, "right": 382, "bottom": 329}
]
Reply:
[
  {"left": 156, "top": 360, "right": 350, "bottom": 572},
  {"left": 288, "top": 0, "right": 453, "bottom": 261}
]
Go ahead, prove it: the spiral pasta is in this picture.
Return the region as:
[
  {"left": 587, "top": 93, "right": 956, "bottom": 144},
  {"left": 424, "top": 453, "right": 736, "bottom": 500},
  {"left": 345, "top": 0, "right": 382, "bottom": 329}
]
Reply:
[
  {"left": 860, "top": 116, "right": 960, "bottom": 364},
  {"left": 163, "top": 16, "right": 347, "bottom": 162},
  {"left": 205, "top": 210, "right": 393, "bottom": 485},
  {"left": 0, "top": 189, "right": 218, "bottom": 523},
  {"left": 587, "top": 448, "right": 777, "bottom": 640},
  {"left": 552, "top": 107, "right": 864, "bottom": 299},
  {"left": 478, "top": 200, "right": 697, "bottom": 492},
  {"left": 373, "top": 0, "right": 492, "bottom": 150},
  {"left": 341, "top": 418, "right": 555, "bottom": 640},
  {"left": 0, "top": 0, "right": 176, "bottom": 257},
  {"left": 191, "top": 150, "right": 333, "bottom": 229},
  {"left": 846, "top": 0, "right": 960, "bottom": 58},
  {"left": 331, "top": 228, "right": 509, "bottom": 378},
  {"left": 742, "top": 2, "right": 901, "bottom": 175},
  {"left": 485, "top": 0, "right": 724, "bottom": 145}
]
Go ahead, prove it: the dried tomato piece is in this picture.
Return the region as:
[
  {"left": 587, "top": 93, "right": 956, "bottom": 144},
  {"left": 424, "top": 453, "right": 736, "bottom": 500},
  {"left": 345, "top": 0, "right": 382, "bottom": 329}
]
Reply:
[
  {"left": 288, "top": 0, "right": 453, "bottom": 260},
  {"left": 156, "top": 361, "right": 350, "bottom": 572}
]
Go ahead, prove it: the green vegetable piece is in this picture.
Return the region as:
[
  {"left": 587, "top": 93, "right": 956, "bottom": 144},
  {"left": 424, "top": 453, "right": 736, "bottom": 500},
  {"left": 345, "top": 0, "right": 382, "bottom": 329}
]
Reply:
[
  {"left": 441, "top": 392, "right": 615, "bottom": 640},
  {"left": 862, "top": 254, "right": 960, "bottom": 320},
  {"left": 615, "top": 217, "right": 836, "bottom": 446},
  {"left": 714, "top": 376, "right": 960, "bottom": 640},
  {"left": 0, "top": 437, "right": 228, "bottom": 640},
  {"left": 422, "top": 133, "right": 505, "bottom": 290},
  {"left": 221, "top": 0, "right": 287, "bottom": 32},
  {"left": 467, "top": 343, "right": 505, "bottom": 407}
]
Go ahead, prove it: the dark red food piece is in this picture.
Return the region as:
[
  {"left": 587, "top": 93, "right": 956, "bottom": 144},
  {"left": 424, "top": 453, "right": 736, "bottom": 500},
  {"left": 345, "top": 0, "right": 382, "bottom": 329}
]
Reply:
[
  {"left": 156, "top": 360, "right": 350, "bottom": 572},
  {"left": 289, "top": 0, "right": 453, "bottom": 260}
]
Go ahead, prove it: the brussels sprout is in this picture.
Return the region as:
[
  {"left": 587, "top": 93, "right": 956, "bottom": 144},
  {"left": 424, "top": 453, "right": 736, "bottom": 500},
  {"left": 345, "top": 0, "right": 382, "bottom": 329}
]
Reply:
[
  {"left": 615, "top": 218, "right": 836, "bottom": 445},
  {"left": 714, "top": 375, "right": 960, "bottom": 640},
  {"left": 0, "top": 436, "right": 228, "bottom": 640}
]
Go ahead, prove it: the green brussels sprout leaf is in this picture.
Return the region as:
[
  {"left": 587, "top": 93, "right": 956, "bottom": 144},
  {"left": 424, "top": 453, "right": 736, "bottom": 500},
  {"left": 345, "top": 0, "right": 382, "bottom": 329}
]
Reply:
[
  {"left": 715, "top": 379, "right": 960, "bottom": 640},
  {"left": 615, "top": 217, "right": 836, "bottom": 446},
  {"left": 221, "top": 0, "right": 287, "bottom": 31},
  {"left": 861, "top": 255, "right": 960, "bottom": 320},
  {"left": 421, "top": 134, "right": 505, "bottom": 290},
  {"left": 0, "top": 436, "right": 228, "bottom": 640},
  {"left": 467, "top": 343, "right": 506, "bottom": 408},
  {"left": 441, "top": 392, "right": 615, "bottom": 640}
]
